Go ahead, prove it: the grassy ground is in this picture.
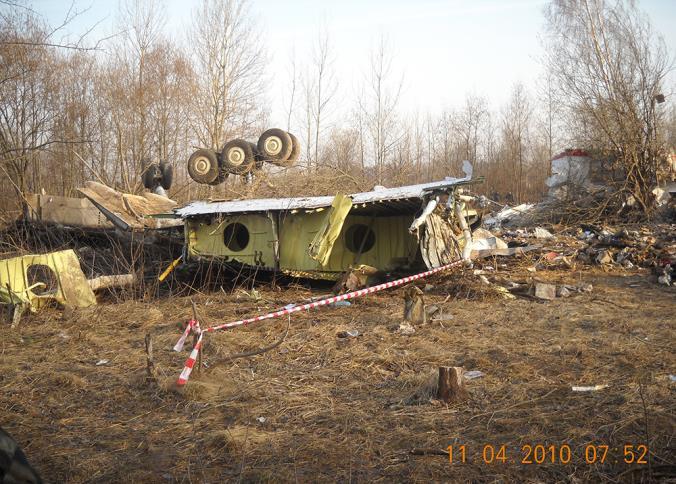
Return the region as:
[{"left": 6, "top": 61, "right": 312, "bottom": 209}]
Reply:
[{"left": 0, "top": 257, "right": 674, "bottom": 482}]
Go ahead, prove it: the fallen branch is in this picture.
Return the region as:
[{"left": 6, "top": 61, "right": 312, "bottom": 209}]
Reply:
[{"left": 222, "top": 316, "right": 291, "bottom": 361}]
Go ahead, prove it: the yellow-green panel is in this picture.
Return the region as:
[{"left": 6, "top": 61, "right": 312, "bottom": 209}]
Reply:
[
  {"left": 308, "top": 194, "right": 353, "bottom": 266},
  {"left": 0, "top": 249, "right": 96, "bottom": 309},
  {"left": 187, "top": 214, "right": 275, "bottom": 269},
  {"left": 278, "top": 212, "right": 418, "bottom": 274}
]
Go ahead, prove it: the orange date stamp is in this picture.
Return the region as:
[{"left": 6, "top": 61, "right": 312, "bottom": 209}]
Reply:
[{"left": 447, "top": 444, "right": 649, "bottom": 465}]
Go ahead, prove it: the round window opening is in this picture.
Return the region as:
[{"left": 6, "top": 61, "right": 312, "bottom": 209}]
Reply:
[
  {"left": 345, "top": 224, "right": 376, "bottom": 253},
  {"left": 26, "top": 264, "right": 59, "bottom": 295},
  {"left": 223, "top": 222, "right": 250, "bottom": 252}
]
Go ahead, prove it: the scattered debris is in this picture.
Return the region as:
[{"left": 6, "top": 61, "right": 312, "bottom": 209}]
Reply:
[
  {"left": 336, "top": 330, "right": 360, "bottom": 338},
  {"left": 424, "top": 304, "right": 440, "bottom": 318},
  {"left": 333, "top": 265, "right": 379, "bottom": 293},
  {"left": 657, "top": 265, "right": 672, "bottom": 286},
  {"left": 396, "top": 322, "right": 416, "bottom": 335},
  {"left": 478, "top": 275, "right": 491, "bottom": 285},
  {"left": 330, "top": 300, "right": 351, "bottom": 308},
  {"left": 596, "top": 249, "right": 614, "bottom": 265},
  {"left": 463, "top": 370, "right": 485, "bottom": 380},
  {"left": 483, "top": 203, "right": 535, "bottom": 228},
  {"left": 95, "top": 359, "right": 110, "bottom": 366},
  {"left": 494, "top": 286, "right": 516, "bottom": 299},
  {"left": 431, "top": 313, "right": 455, "bottom": 321},
  {"left": 534, "top": 227, "right": 554, "bottom": 239},
  {"left": 572, "top": 384, "right": 609, "bottom": 392},
  {"left": 534, "top": 283, "right": 557, "bottom": 300}
]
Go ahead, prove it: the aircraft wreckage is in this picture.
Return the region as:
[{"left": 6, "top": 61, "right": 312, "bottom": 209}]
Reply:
[
  {"left": 173, "top": 167, "right": 484, "bottom": 281},
  {"left": 18, "top": 161, "right": 485, "bottom": 284}
]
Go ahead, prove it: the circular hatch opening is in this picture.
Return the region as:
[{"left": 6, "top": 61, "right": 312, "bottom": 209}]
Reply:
[
  {"left": 345, "top": 224, "right": 376, "bottom": 253},
  {"left": 223, "top": 223, "right": 250, "bottom": 252}
]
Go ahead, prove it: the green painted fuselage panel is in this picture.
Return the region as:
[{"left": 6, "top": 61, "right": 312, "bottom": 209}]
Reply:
[{"left": 186, "top": 211, "right": 418, "bottom": 277}]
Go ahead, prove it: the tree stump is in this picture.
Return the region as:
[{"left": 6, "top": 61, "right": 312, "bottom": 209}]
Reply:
[{"left": 436, "top": 366, "right": 468, "bottom": 403}]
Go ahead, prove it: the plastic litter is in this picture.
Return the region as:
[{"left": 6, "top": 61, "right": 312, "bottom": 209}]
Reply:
[
  {"left": 330, "top": 300, "right": 352, "bottom": 307},
  {"left": 572, "top": 384, "right": 608, "bottom": 392},
  {"left": 534, "top": 227, "right": 554, "bottom": 239},
  {"left": 337, "top": 330, "right": 360, "bottom": 338},
  {"left": 397, "top": 322, "right": 416, "bottom": 335},
  {"left": 464, "top": 370, "right": 485, "bottom": 380}
]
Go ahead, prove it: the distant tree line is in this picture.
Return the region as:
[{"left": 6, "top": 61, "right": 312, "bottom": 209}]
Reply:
[{"left": 0, "top": 0, "right": 673, "bottom": 217}]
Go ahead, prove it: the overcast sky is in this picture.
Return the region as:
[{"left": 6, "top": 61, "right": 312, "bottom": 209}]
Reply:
[{"left": 31, "top": 0, "right": 676, "bottom": 127}]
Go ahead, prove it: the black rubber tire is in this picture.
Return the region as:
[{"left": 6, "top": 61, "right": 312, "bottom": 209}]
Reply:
[
  {"left": 187, "top": 149, "right": 219, "bottom": 184},
  {"left": 142, "top": 166, "right": 154, "bottom": 189},
  {"left": 250, "top": 142, "right": 264, "bottom": 170},
  {"left": 221, "top": 139, "right": 255, "bottom": 175},
  {"left": 142, "top": 163, "right": 161, "bottom": 189},
  {"left": 159, "top": 162, "right": 174, "bottom": 190},
  {"left": 286, "top": 132, "right": 300, "bottom": 165},
  {"left": 257, "top": 128, "right": 293, "bottom": 162},
  {"left": 209, "top": 154, "right": 229, "bottom": 185}
]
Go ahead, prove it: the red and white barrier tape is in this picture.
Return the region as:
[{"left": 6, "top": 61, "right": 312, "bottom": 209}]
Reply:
[{"left": 174, "top": 258, "right": 464, "bottom": 385}]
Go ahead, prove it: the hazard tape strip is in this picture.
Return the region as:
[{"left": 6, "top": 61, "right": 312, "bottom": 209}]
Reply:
[{"left": 174, "top": 258, "right": 464, "bottom": 385}]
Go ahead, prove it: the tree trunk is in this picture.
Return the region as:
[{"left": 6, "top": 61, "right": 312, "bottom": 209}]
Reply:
[{"left": 436, "top": 366, "right": 468, "bottom": 403}]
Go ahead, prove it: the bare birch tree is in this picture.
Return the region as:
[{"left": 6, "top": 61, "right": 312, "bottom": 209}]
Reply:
[
  {"left": 189, "top": 0, "right": 266, "bottom": 150},
  {"left": 300, "top": 25, "right": 336, "bottom": 170},
  {"left": 0, "top": 7, "right": 56, "bottom": 198},
  {"left": 359, "top": 35, "right": 403, "bottom": 184},
  {"left": 502, "top": 82, "right": 532, "bottom": 203}
]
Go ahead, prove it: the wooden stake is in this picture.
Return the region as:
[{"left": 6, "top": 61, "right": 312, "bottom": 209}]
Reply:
[
  {"left": 403, "top": 285, "right": 427, "bottom": 324},
  {"left": 190, "top": 299, "right": 202, "bottom": 375},
  {"left": 436, "top": 366, "right": 468, "bottom": 403},
  {"left": 145, "top": 333, "right": 156, "bottom": 381}
]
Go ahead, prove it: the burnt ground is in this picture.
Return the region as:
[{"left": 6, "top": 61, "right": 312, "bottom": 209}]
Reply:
[{"left": 0, "top": 257, "right": 674, "bottom": 483}]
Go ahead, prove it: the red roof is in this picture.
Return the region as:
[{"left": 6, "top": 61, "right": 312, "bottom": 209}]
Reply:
[{"left": 552, "top": 149, "right": 590, "bottom": 161}]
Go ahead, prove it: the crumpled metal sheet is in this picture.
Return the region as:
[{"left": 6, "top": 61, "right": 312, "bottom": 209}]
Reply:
[
  {"left": 419, "top": 212, "right": 463, "bottom": 269},
  {"left": 0, "top": 249, "right": 96, "bottom": 310},
  {"left": 78, "top": 181, "right": 181, "bottom": 231},
  {"left": 308, "top": 194, "right": 353, "bottom": 266}
]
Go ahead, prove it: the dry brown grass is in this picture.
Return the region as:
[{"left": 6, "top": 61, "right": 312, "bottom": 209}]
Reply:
[{"left": 0, "top": 254, "right": 674, "bottom": 482}]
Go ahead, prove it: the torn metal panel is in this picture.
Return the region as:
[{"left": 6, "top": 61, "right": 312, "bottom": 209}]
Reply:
[
  {"left": 308, "top": 194, "right": 353, "bottom": 266},
  {"left": 25, "top": 193, "right": 114, "bottom": 229},
  {"left": 419, "top": 212, "right": 463, "bottom": 269},
  {"left": 409, "top": 199, "right": 438, "bottom": 233},
  {"left": 77, "top": 181, "right": 181, "bottom": 231},
  {"left": 175, "top": 176, "right": 475, "bottom": 217},
  {"left": 0, "top": 249, "right": 97, "bottom": 311}
]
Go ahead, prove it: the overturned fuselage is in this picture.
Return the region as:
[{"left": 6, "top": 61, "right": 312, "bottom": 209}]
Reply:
[{"left": 175, "top": 175, "right": 483, "bottom": 281}]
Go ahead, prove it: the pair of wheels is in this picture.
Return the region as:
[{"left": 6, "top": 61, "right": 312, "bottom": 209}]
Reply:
[
  {"left": 187, "top": 128, "right": 300, "bottom": 185},
  {"left": 142, "top": 162, "right": 174, "bottom": 190}
]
